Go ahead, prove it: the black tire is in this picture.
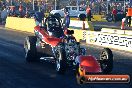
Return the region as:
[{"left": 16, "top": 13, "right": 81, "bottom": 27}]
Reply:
[
  {"left": 55, "top": 49, "right": 67, "bottom": 74},
  {"left": 78, "top": 14, "right": 86, "bottom": 21},
  {"left": 100, "top": 48, "right": 113, "bottom": 74},
  {"left": 24, "top": 36, "right": 40, "bottom": 62},
  {"left": 106, "top": 16, "right": 113, "bottom": 22}
]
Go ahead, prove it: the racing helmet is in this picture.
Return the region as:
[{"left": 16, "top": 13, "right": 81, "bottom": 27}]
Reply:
[
  {"left": 44, "top": 14, "right": 64, "bottom": 38},
  {"left": 46, "top": 14, "right": 60, "bottom": 28}
]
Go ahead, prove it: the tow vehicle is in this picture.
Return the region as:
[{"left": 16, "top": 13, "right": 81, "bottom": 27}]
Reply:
[{"left": 50, "top": 6, "right": 86, "bottom": 17}]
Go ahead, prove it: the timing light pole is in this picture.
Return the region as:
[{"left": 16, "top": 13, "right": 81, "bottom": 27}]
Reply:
[
  {"left": 107, "top": 0, "right": 110, "bottom": 14},
  {"left": 124, "top": 0, "right": 125, "bottom": 12},
  {"left": 76, "top": 0, "right": 79, "bottom": 7},
  {"left": 33, "top": 0, "right": 35, "bottom": 10},
  {"left": 55, "top": 0, "right": 57, "bottom": 10},
  {"left": 11, "top": 0, "right": 13, "bottom": 5}
]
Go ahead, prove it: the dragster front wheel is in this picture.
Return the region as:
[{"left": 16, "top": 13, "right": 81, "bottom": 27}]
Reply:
[{"left": 100, "top": 48, "right": 113, "bottom": 74}]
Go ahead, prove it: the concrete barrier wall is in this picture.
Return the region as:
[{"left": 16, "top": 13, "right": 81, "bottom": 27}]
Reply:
[
  {"left": 5, "top": 17, "right": 94, "bottom": 32},
  {"left": 101, "top": 28, "right": 126, "bottom": 35},
  {"left": 69, "top": 20, "right": 89, "bottom": 29},
  {"left": 5, "top": 17, "right": 132, "bottom": 52},
  {"left": 5, "top": 17, "right": 93, "bottom": 42},
  {"left": 86, "top": 31, "right": 132, "bottom": 52},
  {"left": 5, "top": 17, "right": 36, "bottom": 33},
  {"left": 71, "top": 29, "right": 87, "bottom": 42},
  {"left": 69, "top": 20, "right": 94, "bottom": 31},
  {"left": 70, "top": 28, "right": 132, "bottom": 52},
  {"left": 101, "top": 28, "right": 132, "bottom": 35}
]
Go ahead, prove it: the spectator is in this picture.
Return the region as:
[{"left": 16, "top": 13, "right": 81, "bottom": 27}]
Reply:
[
  {"left": 8, "top": 6, "right": 16, "bottom": 17},
  {"left": 86, "top": 5, "right": 91, "bottom": 21},
  {"left": 108, "top": 4, "right": 111, "bottom": 12},
  {"left": 63, "top": 7, "right": 70, "bottom": 28},
  {"left": 99, "top": 5, "right": 101, "bottom": 15},
  {"left": 1, "top": 7, "right": 8, "bottom": 24},
  {"left": 19, "top": 3, "right": 23, "bottom": 17},
  {"left": 126, "top": 7, "right": 132, "bottom": 27},
  {"left": 25, "top": 7, "right": 29, "bottom": 18},
  {"left": 112, "top": 7, "right": 117, "bottom": 22},
  {"left": 41, "top": 4, "right": 46, "bottom": 13}
]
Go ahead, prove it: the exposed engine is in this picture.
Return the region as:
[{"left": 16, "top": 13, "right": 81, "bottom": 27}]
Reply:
[{"left": 64, "top": 35, "right": 80, "bottom": 62}]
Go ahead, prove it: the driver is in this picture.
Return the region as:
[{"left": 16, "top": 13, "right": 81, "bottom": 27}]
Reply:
[{"left": 44, "top": 14, "right": 64, "bottom": 38}]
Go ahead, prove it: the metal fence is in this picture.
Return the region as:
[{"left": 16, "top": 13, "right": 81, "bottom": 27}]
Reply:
[
  {"left": 0, "top": 0, "right": 130, "bottom": 14},
  {"left": 89, "top": 1, "right": 129, "bottom": 15},
  {"left": 58, "top": 0, "right": 129, "bottom": 15}
]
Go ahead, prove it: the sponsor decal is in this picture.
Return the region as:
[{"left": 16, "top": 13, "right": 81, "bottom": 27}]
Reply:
[
  {"left": 83, "top": 31, "right": 87, "bottom": 40},
  {"left": 85, "top": 75, "right": 130, "bottom": 83},
  {"left": 89, "top": 33, "right": 97, "bottom": 43},
  {"left": 87, "top": 32, "right": 132, "bottom": 48}
]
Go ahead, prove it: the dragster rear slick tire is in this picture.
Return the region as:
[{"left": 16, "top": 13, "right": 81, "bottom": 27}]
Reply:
[
  {"left": 24, "top": 36, "right": 40, "bottom": 62},
  {"left": 100, "top": 48, "right": 113, "bottom": 74}
]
